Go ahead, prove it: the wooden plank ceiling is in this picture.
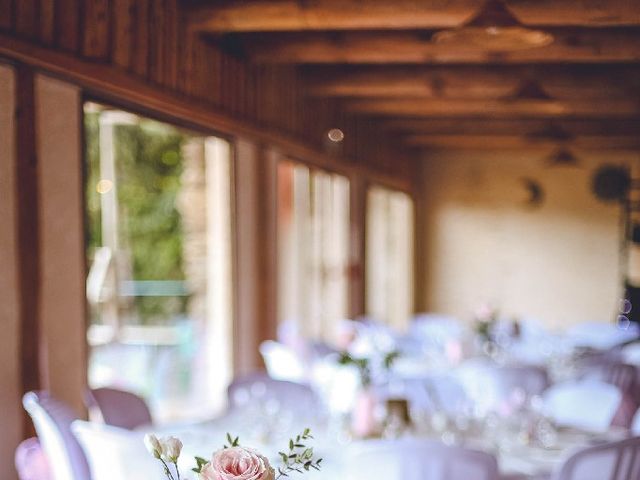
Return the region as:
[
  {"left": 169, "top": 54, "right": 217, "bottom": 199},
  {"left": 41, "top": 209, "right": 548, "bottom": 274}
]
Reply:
[{"left": 184, "top": 0, "right": 640, "bottom": 151}]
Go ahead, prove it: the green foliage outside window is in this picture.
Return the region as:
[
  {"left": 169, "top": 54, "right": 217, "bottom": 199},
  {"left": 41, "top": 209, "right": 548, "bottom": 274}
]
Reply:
[{"left": 85, "top": 111, "right": 188, "bottom": 324}]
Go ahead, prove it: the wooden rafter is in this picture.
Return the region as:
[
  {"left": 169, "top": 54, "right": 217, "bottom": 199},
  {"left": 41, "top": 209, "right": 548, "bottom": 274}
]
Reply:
[
  {"left": 185, "top": 0, "right": 640, "bottom": 33},
  {"left": 345, "top": 97, "right": 640, "bottom": 119},
  {"left": 382, "top": 118, "right": 640, "bottom": 136},
  {"left": 225, "top": 28, "right": 640, "bottom": 65},
  {"left": 301, "top": 65, "right": 640, "bottom": 99},
  {"left": 403, "top": 134, "right": 640, "bottom": 149}
]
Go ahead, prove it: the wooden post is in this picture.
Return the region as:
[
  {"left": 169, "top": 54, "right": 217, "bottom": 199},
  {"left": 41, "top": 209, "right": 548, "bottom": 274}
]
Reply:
[
  {"left": 412, "top": 160, "right": 427, "bottom": 314},
  {"left": 233, "top": 139, "right": 279, "bottom": 374},
  {"left": 348, "top": 172, "right": 367, "bottom": 319},
  {"left": 0, "top": 62, "right": 25, "bottom": 480},
  {"left": 14, "top": 64, "right": 41, "bottom": 435}
]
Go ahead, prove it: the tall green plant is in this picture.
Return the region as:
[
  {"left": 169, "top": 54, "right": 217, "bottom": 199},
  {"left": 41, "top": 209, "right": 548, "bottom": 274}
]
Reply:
[{"left": 85, "top": 111, "right": 188, "bottom": 324}]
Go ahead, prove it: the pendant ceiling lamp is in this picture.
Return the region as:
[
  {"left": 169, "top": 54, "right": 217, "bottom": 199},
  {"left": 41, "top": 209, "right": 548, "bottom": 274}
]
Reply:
[
  {"left": 432, "top": 0, "right": 554, "bottom": 51},
  {"left": 504, "top": 79, "right": 554, "bottom": 101}
]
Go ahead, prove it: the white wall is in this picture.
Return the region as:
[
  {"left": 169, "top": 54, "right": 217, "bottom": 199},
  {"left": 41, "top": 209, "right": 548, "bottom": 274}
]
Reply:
[
  {"left": 0, "top": 63, "right": 22, "bottom": 479},
  {"left": 421, "top": 149, "right": 632, "bottom": 331}
]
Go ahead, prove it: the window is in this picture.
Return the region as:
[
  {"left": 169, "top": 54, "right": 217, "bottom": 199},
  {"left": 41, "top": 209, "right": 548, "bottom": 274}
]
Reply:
[
  {"left": 84, "top": 103, "right": 233, "bottom": 422},
  {"left": 277, "top": 160, "right": 350, "bottom": 344},
  {"left": 366, "top": 186, "right": 415, "bottom": 331}
]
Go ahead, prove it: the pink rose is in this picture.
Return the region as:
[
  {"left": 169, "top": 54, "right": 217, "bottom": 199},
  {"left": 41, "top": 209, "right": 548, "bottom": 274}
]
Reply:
[{"left": 200, "top": 447, "right": 275, "bottom": 480}]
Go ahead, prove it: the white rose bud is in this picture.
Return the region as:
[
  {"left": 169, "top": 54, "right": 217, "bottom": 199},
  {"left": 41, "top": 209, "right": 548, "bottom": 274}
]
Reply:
[
  {"left": 160, "top": 436, "right": 183, "bottom": 463},
  {"left": 144, "top": 434, "right": 163, "bottom": 459}
]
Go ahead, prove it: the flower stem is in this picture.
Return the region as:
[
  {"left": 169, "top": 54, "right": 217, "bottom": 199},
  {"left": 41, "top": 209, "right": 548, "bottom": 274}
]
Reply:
[{"left": 160, "top": 458, "right": 177, "bottom": 480}]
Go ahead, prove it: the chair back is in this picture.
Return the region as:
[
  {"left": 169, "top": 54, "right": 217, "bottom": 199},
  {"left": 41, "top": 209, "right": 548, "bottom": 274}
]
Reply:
[
  {"left": 259, "top": 340, "right": 307, "bottom": 382},
  {"left": 565, "top": 322, "right": 639, "bottom": 350},
  {"left": 347, "top": 439, "right": 498, "bottom": 480},
  {"left": 409, "top": 313, "right": 463, "bottom": 346},
  {"left": 593, "top": 363, "right": 638, "bottom": 397},
  {"left": 456, "top": 361, "right": 548, "bottom": 414},
  {"left": 542, "top": 380, "right": 622, "bottom": 432},
  {"left": 622, "top": 342, "right": 640, "bottom": 366},
  {"left": 87, "top": 387, "right": 152, "bottom": 430},
  {"left": 555, "top": 436, "right": 640, "bottom": 480},
  {"left": 72, "top": 420, "right": 163, "bottom": 480},
  {"left": 396, "top": 376, "right": 469, "bottom": 415},
  {"left": 493, "top": 364, "right": 550, "bottom": 399},
  {"left": 227, "top": 372, "right": 319, "bottom": 415},
  {"left": 23, "top": 391, "right": 91, "bottom": 480}
]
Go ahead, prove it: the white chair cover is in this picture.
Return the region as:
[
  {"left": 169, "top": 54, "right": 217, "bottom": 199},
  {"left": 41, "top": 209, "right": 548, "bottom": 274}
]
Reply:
[
  {"left": 259, "top": 340, "right": 307, "bottom": 382},
  {"left": 565, "top": 322, "right": 639, "bottom": 350},
  {"left": 542, "top": 379, "right": 621, "bottom": 432},
  {"left": 621, "top": 342, "right": 640, "bottom": 366},
  {"left": 72, "top": 420, "right": 163, "bottom": 480},
  {"left": 22, "top": 392, "right": 91, "bottom": 480},
  {"left": 346, "top": 439, "right": 498, "bottom": 480},
  {"left": 394, "top": 375, "right": 469, "bottom": 415},
  {"left": 227, "top": 372, "right": 320, "bottom": 418},
  {"left": 410, "top": 313, "right": 464, "bottom": 346},
  {"left": 457, "top": 361, "right": 549, "bottom": 414}
]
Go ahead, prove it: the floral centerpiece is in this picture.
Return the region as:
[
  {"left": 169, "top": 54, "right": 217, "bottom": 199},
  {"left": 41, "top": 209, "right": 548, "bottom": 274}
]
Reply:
[
  {"left": 472, "top": 304, "right": 499, "bottom": 343},
  {"left": 145, "top": 429, "right": 321, "bottom": 480},
  {"left": 337, "top": 349, "right": 400, "bottom": 437}
]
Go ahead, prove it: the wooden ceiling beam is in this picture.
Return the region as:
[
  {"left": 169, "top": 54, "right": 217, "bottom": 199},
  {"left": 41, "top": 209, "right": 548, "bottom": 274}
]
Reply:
[
  {"left": 301, "top": 65, "right": 640, "bottom": 98},
  {"left": 185, "top": 0, "right": 640, "bottom": 33},
  {"left": 383, "top": 118, "right": 640, "bottom": 136},
  {"left": 230, "top": 28, "right": 640, "bottom": 64},
  {"left": 403, "top": 134, "right": 640, "bottom": 149},
  {"left": 346, "top": 97, "right": 640, "bottom": 119}
]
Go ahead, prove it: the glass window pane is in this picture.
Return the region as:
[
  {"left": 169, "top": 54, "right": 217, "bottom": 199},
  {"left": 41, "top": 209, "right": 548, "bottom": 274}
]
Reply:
[
  {"left": 366, "top": 186, "right": 415, "bottom": 331},
  {"left": 84, "top": 103, "right": 234, "bottom": 422},
  {"left": 277, "top": 161, "right": 350, "bottom": 344}
]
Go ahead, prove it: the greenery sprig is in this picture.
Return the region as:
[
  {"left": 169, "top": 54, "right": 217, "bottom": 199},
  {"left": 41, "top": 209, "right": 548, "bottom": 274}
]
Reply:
[
  {"left": 276, "top": 428, "right": 322, "bottom": 478},
  {"left": 338, "top": 350, "right": 400, "bottom": 387}
]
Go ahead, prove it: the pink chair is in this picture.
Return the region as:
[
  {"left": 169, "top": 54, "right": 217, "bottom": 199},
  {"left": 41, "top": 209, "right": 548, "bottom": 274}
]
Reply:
[
  {"left": 15, "top": 437, "right": 52, "bottom": 480},
  {"left": 554, "top": 436, "right": 640, "bottom": 480},
  {"left": 347, "top": 439, "right": 498, "bottom": 480},
  {"left": 22, "top": 391, "right": 92, "bottom": 480},
  {"left": 86, "top": 387, "right": 153, "bottom": 430}
]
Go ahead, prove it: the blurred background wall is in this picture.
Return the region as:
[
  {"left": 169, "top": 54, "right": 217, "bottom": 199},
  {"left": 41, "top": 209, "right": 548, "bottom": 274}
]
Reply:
[{"left": 421, "top": 149, "right": 632, "bottom": 329}]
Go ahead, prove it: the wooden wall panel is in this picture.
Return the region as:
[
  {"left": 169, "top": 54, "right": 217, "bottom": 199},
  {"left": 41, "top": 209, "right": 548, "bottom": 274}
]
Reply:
[
  {"left": 54, "top": 0, "right": 81, "bottom": 53},
  {"left": 131, "top": 0, "right": 149, "bottom": 78},
  {"left": 15, "top": 0, "right": 37, "bottom": 39},
  {"left": 164, "top": 0, "right": 178, "bottom": 90},
  {"left": 0, "top": 0, "right": 414, "bottom": 187},
  {"left": 0, "top": 0, "right": 13, "bottom": 30},
  {"left": 149, "top": 0, "right": 164, "bottom": 84},
  {"left": 39, "top": 0, "right": 55, "bottom": 44},
  {"left": 82, "top": 0, "right": 110, "bottom": 60},
  {"left": 111, "top": 0, "right": 133, "bottom": 69}
]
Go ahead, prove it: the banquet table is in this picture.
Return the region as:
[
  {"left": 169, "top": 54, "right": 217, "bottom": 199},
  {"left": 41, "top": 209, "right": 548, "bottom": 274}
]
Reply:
[{"left": 147, "top": 409, "right": 628, "bottom": 480}]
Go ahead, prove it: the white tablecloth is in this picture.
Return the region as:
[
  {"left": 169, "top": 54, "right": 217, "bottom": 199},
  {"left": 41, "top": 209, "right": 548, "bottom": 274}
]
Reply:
[{"left": 146, "top": 412, "right": 627, "bottom": 480}]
